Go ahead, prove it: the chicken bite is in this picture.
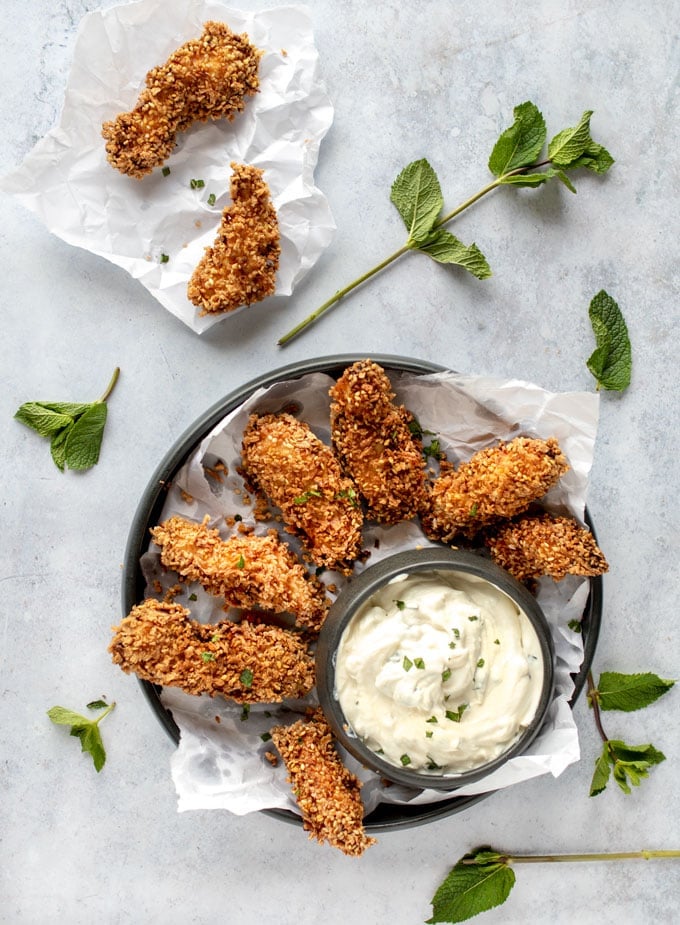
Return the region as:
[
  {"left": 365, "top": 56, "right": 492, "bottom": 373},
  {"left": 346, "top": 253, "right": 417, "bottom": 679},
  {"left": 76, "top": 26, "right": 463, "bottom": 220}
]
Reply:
[
  {"left": 187, "top": 163, "right": 280, "bottom": 315},
  {"left": 102, "top": 22, "right": 262, "bottom": 178},
  {"left": 109, "top": 598, "right": 315, "bottom": 702},
  {"left": 150, "top": 515, "right": 329, "bottom": 632},
  {"left": 241, "top": 413, "right": 364, "bottom": 574},
  {"left": 271, "top": 708, "right": 376, "bottom": 856},
  {"left": 423, "top": 436, "right": 569, "bottom": 541},
  {"left": 329, "top": 359, "right": 428, "bottom": 524},
  {"left": 484, "top": 512, "right": 609, "bottom": 581}
]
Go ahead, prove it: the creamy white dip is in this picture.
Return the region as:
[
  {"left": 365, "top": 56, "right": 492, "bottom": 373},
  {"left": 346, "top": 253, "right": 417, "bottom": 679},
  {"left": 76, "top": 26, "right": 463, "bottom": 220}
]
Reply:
[{"left": 334, "top": 570, "right": 545, "bottom": 775}]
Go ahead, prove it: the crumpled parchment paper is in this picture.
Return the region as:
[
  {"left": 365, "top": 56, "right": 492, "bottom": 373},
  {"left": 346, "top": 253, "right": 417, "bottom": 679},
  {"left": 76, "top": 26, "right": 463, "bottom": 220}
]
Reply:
[
  {"left": 1, "top": 0, "right": 334, "bottom": 333},
  {"left": 138, "top": 367, "right": 601, "bottom": 817}
]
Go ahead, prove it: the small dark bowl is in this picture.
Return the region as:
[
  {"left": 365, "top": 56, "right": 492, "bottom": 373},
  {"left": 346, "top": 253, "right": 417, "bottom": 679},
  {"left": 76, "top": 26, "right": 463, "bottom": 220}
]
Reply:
[{"left": 316, "top": 548, "right": 555, "bottom": 791}]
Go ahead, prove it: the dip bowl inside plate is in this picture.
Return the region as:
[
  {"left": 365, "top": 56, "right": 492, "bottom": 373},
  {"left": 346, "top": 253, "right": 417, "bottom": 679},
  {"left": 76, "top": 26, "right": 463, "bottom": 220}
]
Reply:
[{"left": 316, "top": 547, "right": 555, "bottom": 791}]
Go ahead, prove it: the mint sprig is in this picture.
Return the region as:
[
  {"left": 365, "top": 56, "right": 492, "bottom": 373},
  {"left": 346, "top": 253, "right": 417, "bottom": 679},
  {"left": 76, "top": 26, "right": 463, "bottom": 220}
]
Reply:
[
  {"left": 15, "top": 367, "right": 120, "bottom": 471},
  {"left": 429, "top": 847, "right": 680, "bottom": 923},
  {"left": 47, "top": 700, "right": 116, "bottom": 772},
  {"left": 586, "top": 670, "right": 674, "bottom": 796},
  {"left": 586, "top": 290, "right": 632, "bottom": 391},
  {"left": 278, "top": 102, "right": 613, "bottom": 344}
]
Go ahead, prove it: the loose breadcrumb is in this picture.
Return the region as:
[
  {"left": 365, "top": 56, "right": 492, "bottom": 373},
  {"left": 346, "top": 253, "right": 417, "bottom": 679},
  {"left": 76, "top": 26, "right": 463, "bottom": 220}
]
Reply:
[
  {"left": 329, "top": 359, "right": 428, "bottom": 524},
  {"left": 485, "top": 513, "right": 609, "bottom": 581},
  {"left": 102, "top": 22, "right": 262, "bottom": 178},
  {"left": 187, "top": 162, "right": 280, "bottom": 315},
  {"left": 241, "top": 413, "right": 364, "bottom": 574},
  {"left": 423, "top": 436, "right": 569, "bottom": 540},
  {"left": 271, "top": 709, "right": 376, "bottom": 856},
  {"left": 109, "top": 599, "right": 315, "bottom": 702},
  {"left": 150, "top": 515, "right": 329, "bottom": 632}
]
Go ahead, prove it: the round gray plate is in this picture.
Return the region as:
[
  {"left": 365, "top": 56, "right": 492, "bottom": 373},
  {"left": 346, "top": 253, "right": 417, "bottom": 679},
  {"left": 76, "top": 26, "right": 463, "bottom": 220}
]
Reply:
[{"left": 122, "top": 353, "right": 602, "bottom": 832}]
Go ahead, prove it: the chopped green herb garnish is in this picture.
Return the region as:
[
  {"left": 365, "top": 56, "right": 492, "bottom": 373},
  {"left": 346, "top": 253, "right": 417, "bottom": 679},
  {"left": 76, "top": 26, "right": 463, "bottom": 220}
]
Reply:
[
  {"left": 400, "top": 754, "right": 412, "bottom": 766},
  {"left": 408, "top": 418, "right": 423, "bottom": 438},
  {"left": 160, "top": 253, "right": 169, "bottom": 264},
  {"left": 453, "top": 628, "right": 461, "bottom": 638},
  {"left": 240, "top": 705, "right": 250, "bottom": 722},
  {"left": 414, "top": 657, "right": 426, "bottom": 670},
  {"left": 494, "top": 638, "right": 500, "bottom": 645},
  {"left": 448, "top": 642, "right": 457, "bottom": 650},
  {"left": 188, "top": 593, "right": 198, "bottom": 602},
  {"left": 403, "top": 655, "right": 413, "bottom": 671},
  {"left": 469, "top": 502, "right": 479, "bottom": 517},
  {"left": 201, "top": 652, "right": 215, "bottom": 663},
  {"left": 293, "top": 488, "right": 323, "bottom": 504},
  {"left": 162, "top": 166, "right": 171, "bottom": 177},
  {"left": 426, "top": 756, "right": 441, "bottom": 770},
  {"left": 190, "top": 178, "right": 205, "bottom": 189},
  {"left": 426, "top": 730, "right": 434, "bottom": 738},
  {"left": 234, "top": 514, "right": 242, "bottom": 522},
  {"left": 336, "top": 487, "right": 359, "bottom": 507},
  {"left": 568, "top": 619, "right": 582, "bottom": 633},
  {"left": 442, "top": 668, "right": 452, "bottom": 682},
  {"left": 375, "top": 748, "right": 384, "bottom": 755},
  {"left": 423, "top": 438, "right": 441, "bottom": 459},
  {"left": 468, "top": 615, "right": 479, "bottom": 622},
  {"left": 315, "top": 566, "right": 325, "bottom": 577},
  {"left": 211, "top": 635, "right": 220, "bottom": 643},
  {"left": 240, "top": 668, "right": 254, "bottom": 688},
  {"left": 260, "top": 732, "right": 272, "bottom": 742},
  {"left": 426, "top": 715, "right": 438, "bottom": 724},
  {"left": 446, "top": 704, "right": 468, "bottom": 723},
  {"left": 395, "top": 600, "right": 406, "bottom": 611},
  {"left": 236, "top": 554, "right": 245, "bottom": 568},
  {"left": 207, "top": 192, "right": 216, "bottom": 206},
  {"left": 477, "top": 658, "right": 485, "bottom": 668}
]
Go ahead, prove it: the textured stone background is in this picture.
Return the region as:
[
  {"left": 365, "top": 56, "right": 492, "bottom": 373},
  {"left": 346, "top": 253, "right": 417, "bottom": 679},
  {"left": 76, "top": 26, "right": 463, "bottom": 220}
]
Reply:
[{"left": 1, "top": 1, "right": 678, "bottom": 923}]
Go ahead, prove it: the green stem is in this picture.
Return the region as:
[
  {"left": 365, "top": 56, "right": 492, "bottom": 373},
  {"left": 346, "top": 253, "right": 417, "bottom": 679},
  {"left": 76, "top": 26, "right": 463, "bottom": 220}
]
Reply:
[
  {"left": 276, "top": 160, "right": 551, "bottom": 346},
  {"left": 94, "top": 702, "right": 116, "bottom": 725},
  {"left": 476, "top": 850, "right": 680, "bottom": 865},
  {"left": 587, "top": 670, "right": 610, "bottom": 746},
  {"left": 99, "top": 368, "right": 120, "bottom": 403}
]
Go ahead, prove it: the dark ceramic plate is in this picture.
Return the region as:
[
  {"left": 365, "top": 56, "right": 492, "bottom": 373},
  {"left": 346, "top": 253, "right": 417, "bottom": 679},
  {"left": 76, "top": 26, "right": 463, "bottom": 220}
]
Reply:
[{"left": 122, "top": 354, "right": 603, "bottom": 833}]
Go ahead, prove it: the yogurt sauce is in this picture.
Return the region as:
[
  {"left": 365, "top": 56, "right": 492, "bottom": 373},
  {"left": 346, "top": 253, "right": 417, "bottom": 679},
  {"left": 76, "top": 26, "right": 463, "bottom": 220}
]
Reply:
[{"left": 334, "top": 570, "right": 545, "bottom": 775}]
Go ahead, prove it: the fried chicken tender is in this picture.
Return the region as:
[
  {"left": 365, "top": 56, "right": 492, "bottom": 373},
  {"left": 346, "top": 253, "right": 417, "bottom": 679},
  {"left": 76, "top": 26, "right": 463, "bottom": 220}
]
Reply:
[
  {"left": 271, "top": 708, "right": 376, "bottom": 856},
  {"left": 109, "top": 599, "right": 315, "bottom": 702},
  {"left": 329, "top": 359, "right": 428, "bottom": 524},
  {"left": 423, "top": 436, "right": 569, "bottom": 541},
  {"left": 187, "top": 162, "right": 280, "bottom": 314},
  {"left": 485, "top": 513, "right": 609, "bottom": 581},
  {"left": 241, "top": 413, "right": 364, "bottom": 574},
  {"left": 150, "top": 516, "right": 329, "bottom": 632},
  {"left": 102, "top": 22, "right": 262, "bottom": 178}
]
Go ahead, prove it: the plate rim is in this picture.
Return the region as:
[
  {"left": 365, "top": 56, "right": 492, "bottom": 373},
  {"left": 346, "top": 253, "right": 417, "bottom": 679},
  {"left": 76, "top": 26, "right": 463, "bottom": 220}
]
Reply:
[{"left": 121, "top": 353, "right": 603, "bottom": 832}]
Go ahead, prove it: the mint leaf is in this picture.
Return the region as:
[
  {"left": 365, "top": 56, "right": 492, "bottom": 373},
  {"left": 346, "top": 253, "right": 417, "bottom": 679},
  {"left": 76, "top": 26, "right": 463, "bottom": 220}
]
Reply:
[
  {"left": 595, "top": 672, "right": 675, "bottom": 712},
  {"left": 86, "top": 699, "right": 110, "bottom": 711},
  {"left": 590, "top": 739, "right": 665, "bottom": 796},
  {"left": 14, "top": 403, "right": 74, "bottom": 437},
  {"left": 586, "top": 289, "right": 632, "bottom": 391},
  {"left": 64, "top": 402, "right": 108, "bottom": 470},
  {"left": 419, "top": 229, "right": 492, "bottom": 279},
  {"left": 548, "top": 110, "right": 595, "bottom": 166},
  {"left": 390, "top": 159, "right": 444, "bottom": 245},
  {"left": 428, "top": 848, "right": 515, "bottom": 923},
  {"left": 47, "top": 701, "right": 115, "bottom": 772},
  {"left": 590, "top": 745, "right": 612, "bottom": 796},
  {"left": 14, "top": 368, "right": 119, "bottom": 472},
  {"left": 568, "top": 141, "right": 615, "bottom": 174},
  {"left": 488, "top": 101, "right": 546, "bottom": 176},
  {"left": 500, "top": 167, "right": 578, "bottom": 194}
]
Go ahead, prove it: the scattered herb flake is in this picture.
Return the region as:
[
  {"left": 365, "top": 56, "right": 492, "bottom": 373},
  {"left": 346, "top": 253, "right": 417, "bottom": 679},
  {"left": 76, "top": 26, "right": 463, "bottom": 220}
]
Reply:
[
  {"left": 235, "top": 554, "right": 245, "bottom": 568},
  {"left": 260, "top": 732, "right": 272, "bottom": 742},
  {"left": 453, "top": 628, "right": 461, "bottom": 638},
  {"left": 240, "top": 705, "right": 250, "bottom": 722},
  {"left": 400, "top": 754, "right": 412, "bottom": 767},
  {"left": 201, "top": 652, "right": 215, "bottom": 663},
  {"left": 442, "top": 668, "right": 452, "bottom": 682},
  {"left": 494, "top": 638, "right": 500, "bottom": 645},
  {"left": 414, "top": 657, "right": 426, "bottom": 670},
  {"left": 468, "top": 615, "right": 479, "bottom": 622},
  {"left": 240, "top": 668, "right": 254, "bottom": 688},
  {"left": 160, "top": 253, "right": 169, "bottom": 263},
  {"left": 162, "top": 166, "right": 171, "bottom": 177},
  {"left": 477, "top": 658, "right": 485, "bottom": 668},
  {"left": 396, "top": 600, "right": 406, "bottom": 611},
  {"left": 426, "top": 730, "right": 434, "bottom": 739},
  {"left": 568, "top": 619, "right": 582, "bottom": 633},
  {"left": 403, "top": 655, "right": 414, "bottom": 672},
  {"left": 293, "top": 489, "right": 323, "bottom": 504},
  {"left": 446, "top": 704, "right": 468, "bottom": 723},
  {"left": 449, "top": 642, "right": 457, "bottom": 649},
  {"left": 190, "top": 178, "right": 205, "bottom": 189},
  {"left": 469, "top": 502, "right": 479, "bottom": 518},
  {"left": 426, "top": 715, "right": 438, "bottom": 724},
  {"left": 188, "top": 593, "right": 198, "bottom": 602},
  {"left": 207, "top": 192, "right": 216, "bottom": 206}
]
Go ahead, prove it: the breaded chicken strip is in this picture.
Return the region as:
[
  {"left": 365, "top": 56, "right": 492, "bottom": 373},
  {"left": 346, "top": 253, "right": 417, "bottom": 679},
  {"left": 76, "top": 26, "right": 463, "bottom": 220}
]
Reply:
[
  {"left": 271, "top": 708, "right": 376, "bottom": 856},
  {"left": 109, "top": 599, "right": 315, "bottom": 702},
  {"left": 187, "top": 163, "right": 280, "bottom": 315},
  {"left": 150, "top": 516, "right": 329, "bottom": 632},
  {"left": 423, "top": 436, "right": 569, "bottom": 541},
  {"left": 485, "top": 512, "right": 609, "bottom": 581},
  {"left": 241, "top": 413, "right": 364, "bottom": 574},
  {"left": 102, "top": 22, "right": 262, "bottom": 178},
  {"left": 329, "top": 359, "right": 428, "bottom": 524}
]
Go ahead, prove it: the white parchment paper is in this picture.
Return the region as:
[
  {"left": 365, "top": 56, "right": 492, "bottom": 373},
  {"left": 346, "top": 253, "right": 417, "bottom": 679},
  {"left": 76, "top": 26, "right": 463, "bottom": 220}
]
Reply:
[
  {"left": 1, "top": 0, "right": 334, "bottom": 333},
  {"left": 138, "top": 367, "right": 601, "bottom": 817}
]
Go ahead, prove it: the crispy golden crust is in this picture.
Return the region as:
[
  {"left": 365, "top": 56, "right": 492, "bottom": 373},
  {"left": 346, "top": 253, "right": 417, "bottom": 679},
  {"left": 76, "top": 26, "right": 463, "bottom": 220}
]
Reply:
[
  {"left": 241, "top": 413, "right": 364, "bottom": 574},
  {"left": 150, "top": 516, "right": 329, "bottom": 632},
  {"left": 329, "top": 359, "right": 428, "bottom": 524},
  {"left": 109, "top": 599, "right": 315, "bottom": 702},
  {"left": 102, "top": 22, "right": 262, "bottom": 178},
  {"left": 423, "top": 436, "right": 569, "bottom": 540},
  {"left": 271, "top": 709, "right": 376, "bottom": 856},
  {"left": 485, "top": 513, "right": 609, "bottom": 581},
  {"left": 187, "top": 162, "right": 280, "bottom": 314}
]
